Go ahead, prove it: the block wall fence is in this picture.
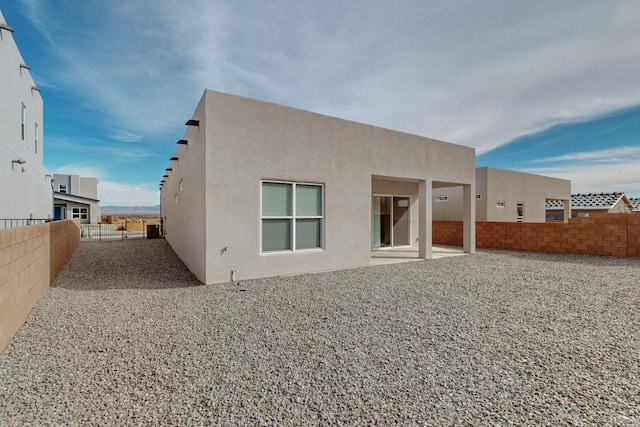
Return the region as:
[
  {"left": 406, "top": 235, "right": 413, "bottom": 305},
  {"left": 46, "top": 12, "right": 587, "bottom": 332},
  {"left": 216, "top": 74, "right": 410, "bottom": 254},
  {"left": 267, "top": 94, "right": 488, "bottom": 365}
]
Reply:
[
  {"left": 434, "top": 213, "right": 640, "bottom": 257},
  {"left": 0, "top": 219, "right": 80, "bottom": 353}
]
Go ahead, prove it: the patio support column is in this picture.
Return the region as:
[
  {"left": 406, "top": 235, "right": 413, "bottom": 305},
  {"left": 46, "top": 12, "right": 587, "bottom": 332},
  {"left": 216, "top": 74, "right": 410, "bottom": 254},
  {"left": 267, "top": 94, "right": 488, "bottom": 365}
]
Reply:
[
  {"left": 463, "top": 183, "right": 476, "bottom": 254},
  {"left": 418, "top": 179, "right": 432, "bottom": 259},
  {"left": 563, "top": 199, "right": 571, "bottom": 223}
]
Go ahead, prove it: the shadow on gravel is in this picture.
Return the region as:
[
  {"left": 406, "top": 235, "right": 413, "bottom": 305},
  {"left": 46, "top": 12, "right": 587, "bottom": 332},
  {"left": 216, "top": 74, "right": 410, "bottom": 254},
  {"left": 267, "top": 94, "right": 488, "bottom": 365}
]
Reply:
[{"left": 52, "top": 238, "right": 204, "bottom": 290}]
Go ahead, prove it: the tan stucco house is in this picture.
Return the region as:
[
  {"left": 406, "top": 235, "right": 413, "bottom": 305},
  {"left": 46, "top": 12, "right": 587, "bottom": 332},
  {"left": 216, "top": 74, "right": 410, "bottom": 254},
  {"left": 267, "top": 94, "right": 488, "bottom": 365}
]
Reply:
[
  {"left": 433, "top": 167, "right": 571, "bottom": 223},
  {"left": 160, "top": 90, "right": 476, "bottom": 284}
]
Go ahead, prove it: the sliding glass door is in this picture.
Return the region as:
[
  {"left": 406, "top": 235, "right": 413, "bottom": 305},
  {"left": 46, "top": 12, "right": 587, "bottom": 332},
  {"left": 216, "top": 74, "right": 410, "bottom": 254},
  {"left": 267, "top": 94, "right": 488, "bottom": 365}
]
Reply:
[{"left": 372, "top": 196, "right": 410, "bottom": 249}]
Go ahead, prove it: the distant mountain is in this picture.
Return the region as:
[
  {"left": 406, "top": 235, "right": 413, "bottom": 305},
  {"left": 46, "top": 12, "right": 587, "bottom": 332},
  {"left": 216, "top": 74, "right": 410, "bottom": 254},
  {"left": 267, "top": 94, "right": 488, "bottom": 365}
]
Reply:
[{"left": 102, "top": 205, "right": 160, "bottom": 214}]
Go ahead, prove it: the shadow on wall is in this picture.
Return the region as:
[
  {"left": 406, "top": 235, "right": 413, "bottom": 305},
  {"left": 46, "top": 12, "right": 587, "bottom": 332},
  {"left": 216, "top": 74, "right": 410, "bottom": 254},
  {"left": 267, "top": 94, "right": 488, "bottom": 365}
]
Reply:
[{"left": 51, "top": 239, "right": 203, "bottom": 290}]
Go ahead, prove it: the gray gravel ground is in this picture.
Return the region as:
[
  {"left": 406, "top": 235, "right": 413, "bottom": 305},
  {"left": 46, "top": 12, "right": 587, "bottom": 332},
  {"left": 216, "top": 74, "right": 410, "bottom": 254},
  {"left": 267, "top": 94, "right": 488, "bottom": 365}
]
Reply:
[{"left": 1, "top": 239, "right": 639, "bottom": 426}]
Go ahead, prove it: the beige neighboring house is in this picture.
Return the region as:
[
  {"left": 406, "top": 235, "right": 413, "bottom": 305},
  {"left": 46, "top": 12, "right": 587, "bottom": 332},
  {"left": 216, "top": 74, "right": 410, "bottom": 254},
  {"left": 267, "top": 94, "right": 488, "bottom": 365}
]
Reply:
[
  {"left": 160, "top": 90, "right": 476, "bottom": 285},
  {"left": 53, "top": 174, "right": 101, "bottom": 223},
  {"left": 0, "top": 9, "right": 52, "bottom": 224},
  {"left": 433, "top": 167, "right": 571, "bottom": 223},
  {"left": 547, "top": 192, "right": 635, "bottom": 219}
]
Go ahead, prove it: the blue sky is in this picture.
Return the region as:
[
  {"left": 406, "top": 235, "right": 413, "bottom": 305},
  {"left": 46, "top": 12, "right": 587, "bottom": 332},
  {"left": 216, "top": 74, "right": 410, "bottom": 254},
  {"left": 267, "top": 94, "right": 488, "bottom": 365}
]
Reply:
[{"left": 2, "top": 0, "right": 640, "bottom": 205}]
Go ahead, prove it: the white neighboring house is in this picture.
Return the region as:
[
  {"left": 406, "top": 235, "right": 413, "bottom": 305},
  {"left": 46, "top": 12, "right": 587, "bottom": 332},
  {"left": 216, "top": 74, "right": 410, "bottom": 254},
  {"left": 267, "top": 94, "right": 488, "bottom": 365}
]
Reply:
[
  {"left": 0, "top": 9, "right": 53, "bottom": 224},
  {"left": 161, "top": 90, "right": 476, "bottom": 285},
  {"left": 53, "top": 174, "right": 101, "bottom": 224}
]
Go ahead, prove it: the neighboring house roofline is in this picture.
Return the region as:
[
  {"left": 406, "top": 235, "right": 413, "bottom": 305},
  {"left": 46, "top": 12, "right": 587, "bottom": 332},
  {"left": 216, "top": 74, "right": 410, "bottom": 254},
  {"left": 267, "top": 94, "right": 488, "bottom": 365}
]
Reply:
[
  {"left": 546, "top": 192, "right": 633, "bottom": 211},
  {"left": 53, "top": 191, "right": 100, "bottom": 204}
]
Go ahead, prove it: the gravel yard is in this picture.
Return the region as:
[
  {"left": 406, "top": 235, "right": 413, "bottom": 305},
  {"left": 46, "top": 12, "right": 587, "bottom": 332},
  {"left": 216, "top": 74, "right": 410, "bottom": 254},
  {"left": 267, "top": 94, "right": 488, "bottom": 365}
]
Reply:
[{"left": 1, "top": 239, "right": 639, "bottom": 425}]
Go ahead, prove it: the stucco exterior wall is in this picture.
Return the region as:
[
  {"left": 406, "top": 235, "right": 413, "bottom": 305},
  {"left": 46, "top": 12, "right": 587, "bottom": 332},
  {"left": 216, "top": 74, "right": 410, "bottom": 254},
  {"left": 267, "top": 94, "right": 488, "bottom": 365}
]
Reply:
[
  {"left": 484, "top": 168, "right": 570, "bottom": 222},
  {"left": 162, "top": 90, "right": 475, "bottom": 284},
  {"left": 0, "top": 12, "right": 52, "bottom": 221},
  {"left": 434, "top": 167, "right": 570, "bottom": 223},
  {"left": 160, "top": 95, "right": 207, "bottom": 283}
]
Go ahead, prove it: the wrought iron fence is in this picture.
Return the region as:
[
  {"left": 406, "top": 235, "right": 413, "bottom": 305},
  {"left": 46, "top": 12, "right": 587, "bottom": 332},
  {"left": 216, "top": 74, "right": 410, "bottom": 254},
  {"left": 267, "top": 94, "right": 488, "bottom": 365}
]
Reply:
[
  {"left": 80, "top": 222, "right": 156, "bottom": 242},
  {"left": 0, "top": 218, "right": 50, "bottom": 230}
]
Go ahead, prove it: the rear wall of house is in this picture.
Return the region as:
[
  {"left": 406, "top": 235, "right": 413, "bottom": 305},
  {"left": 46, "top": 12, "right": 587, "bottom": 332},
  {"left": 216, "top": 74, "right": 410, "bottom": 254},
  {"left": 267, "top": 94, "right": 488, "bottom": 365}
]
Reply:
[{"left": 173, "top": 90, "right": 476, "bottom": 284}]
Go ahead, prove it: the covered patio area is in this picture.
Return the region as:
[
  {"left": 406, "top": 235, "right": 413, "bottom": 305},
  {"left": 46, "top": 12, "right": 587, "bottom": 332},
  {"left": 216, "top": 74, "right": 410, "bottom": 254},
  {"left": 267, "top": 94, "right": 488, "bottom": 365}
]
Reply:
[{"left": 370, "top": 245, "right": 467, "bottom": 265}]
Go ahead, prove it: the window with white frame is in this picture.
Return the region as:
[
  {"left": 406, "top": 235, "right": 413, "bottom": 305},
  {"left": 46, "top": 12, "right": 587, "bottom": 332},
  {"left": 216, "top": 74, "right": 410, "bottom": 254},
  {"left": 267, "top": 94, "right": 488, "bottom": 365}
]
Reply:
[
  {"left": 59, "top": 184, "right": 67, "bottom": 193},
  {"left": 72, "top": 207, "right": 88, "bottom": 220},
  {"left": 435, "top": 195, "right": 448, "bottom": 202},
  {"left": 475, "top": 194, "right": 482, "bottom": 200},
  {"left": 496, "top": 200, "right": 505, "bottom": 208},
  {"left": 21, "top": 103, "right": 26, "bottom": 140},
  {"left": 261, "top": 181, "right": 323, "bottom": 252}
]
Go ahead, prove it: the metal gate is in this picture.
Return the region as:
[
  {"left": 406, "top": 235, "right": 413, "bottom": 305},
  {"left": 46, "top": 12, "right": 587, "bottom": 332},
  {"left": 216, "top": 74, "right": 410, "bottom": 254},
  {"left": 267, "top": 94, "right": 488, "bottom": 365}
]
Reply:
[{"left": 80, "top": 222, "right": 151, "bottom": 242}]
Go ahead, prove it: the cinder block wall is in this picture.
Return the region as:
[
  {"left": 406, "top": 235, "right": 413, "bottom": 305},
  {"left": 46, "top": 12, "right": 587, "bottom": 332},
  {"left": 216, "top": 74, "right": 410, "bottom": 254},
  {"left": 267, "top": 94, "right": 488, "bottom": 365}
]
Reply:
[
  {"left": 432, "top": 221, "right": 463, "bottom": 247},
  {"left": 434, "top": 214, "right": 640, "bottom": 257},
  {"left": 50, "top": 219, "right": 81, "bottom": 282},
  {"left": 629, "top": 215, "right": 640, "bottom": 257},
  {"left": 0, "top": 219, "right": 80, "bottom": 353}
]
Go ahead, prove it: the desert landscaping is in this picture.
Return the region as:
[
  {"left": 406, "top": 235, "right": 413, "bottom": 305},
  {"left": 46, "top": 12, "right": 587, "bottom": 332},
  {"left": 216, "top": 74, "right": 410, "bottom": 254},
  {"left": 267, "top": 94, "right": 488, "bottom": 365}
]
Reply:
[{"left": 0, "top": 239, "right": 638, "bottom": 425}]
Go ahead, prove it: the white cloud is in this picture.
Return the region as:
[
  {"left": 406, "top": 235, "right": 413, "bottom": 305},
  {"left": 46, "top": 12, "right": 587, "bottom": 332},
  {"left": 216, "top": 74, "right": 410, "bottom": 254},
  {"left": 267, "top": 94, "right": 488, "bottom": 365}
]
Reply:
[
  {"left": 52, "top": 165, "right": 159, "bottom": 205},
  {"left": 53, "top": 164, "right": 105, "bottom": 178},
  {"left": 110, "top": 131, "right": 144, "bottom": 143},
  {"left": 97, "top": 181, "right": 159, "bottom": 206},
  {"left": 21, "top": 0, "right": 640, "bottom": 152},
  {"left": 529, "top": 146, "right": 640, "bottom": 163},
  {"left": 522, "top": 159, "right": 640, "bottom": 196}
]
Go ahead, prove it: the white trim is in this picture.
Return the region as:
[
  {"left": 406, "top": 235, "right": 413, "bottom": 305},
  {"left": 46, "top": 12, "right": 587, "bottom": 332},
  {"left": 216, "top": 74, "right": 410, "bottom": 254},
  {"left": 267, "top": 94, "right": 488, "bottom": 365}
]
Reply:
[{"left": 260, "top": 180, "right": 325, "bottom": 254}]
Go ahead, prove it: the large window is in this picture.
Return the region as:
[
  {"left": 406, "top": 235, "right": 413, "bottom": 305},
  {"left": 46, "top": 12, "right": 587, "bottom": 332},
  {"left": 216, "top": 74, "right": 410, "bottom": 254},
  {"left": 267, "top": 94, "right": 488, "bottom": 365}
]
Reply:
[{"left": 261, "top": 181, "right": 323, "bottom": 252}]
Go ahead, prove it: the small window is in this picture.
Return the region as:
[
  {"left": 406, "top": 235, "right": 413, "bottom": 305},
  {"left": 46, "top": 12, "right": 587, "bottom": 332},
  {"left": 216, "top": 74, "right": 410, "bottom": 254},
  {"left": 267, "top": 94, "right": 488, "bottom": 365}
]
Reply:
[
  {"left": 261, "top": 181, "right": 323, "bottom": 252},
  {"left": 516, "top": 202, "right": 525, "bottom": 222},
  {"left": 21, "top": 103, "right": 26, "bottom": 140},
  {"left": 475, "top": 194, "right": 482, "bottom": 200},
  {"left": 496, "top": 201, "right": 505, "bottom": 208},
  {"left": 80, "top": 208, "right": 88, "bottom": 220},
  {"left": 59, "top": 184, "right": 68, "bottom": 194},
  {"left": 34, "top": 123, "right": 39, "bottom": 153},
  {"left": 72, "top": 207, "right": 80, "bottom": 218},
  {"left": 435, "top": 196, "right": 448, "bottom": 202}
]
